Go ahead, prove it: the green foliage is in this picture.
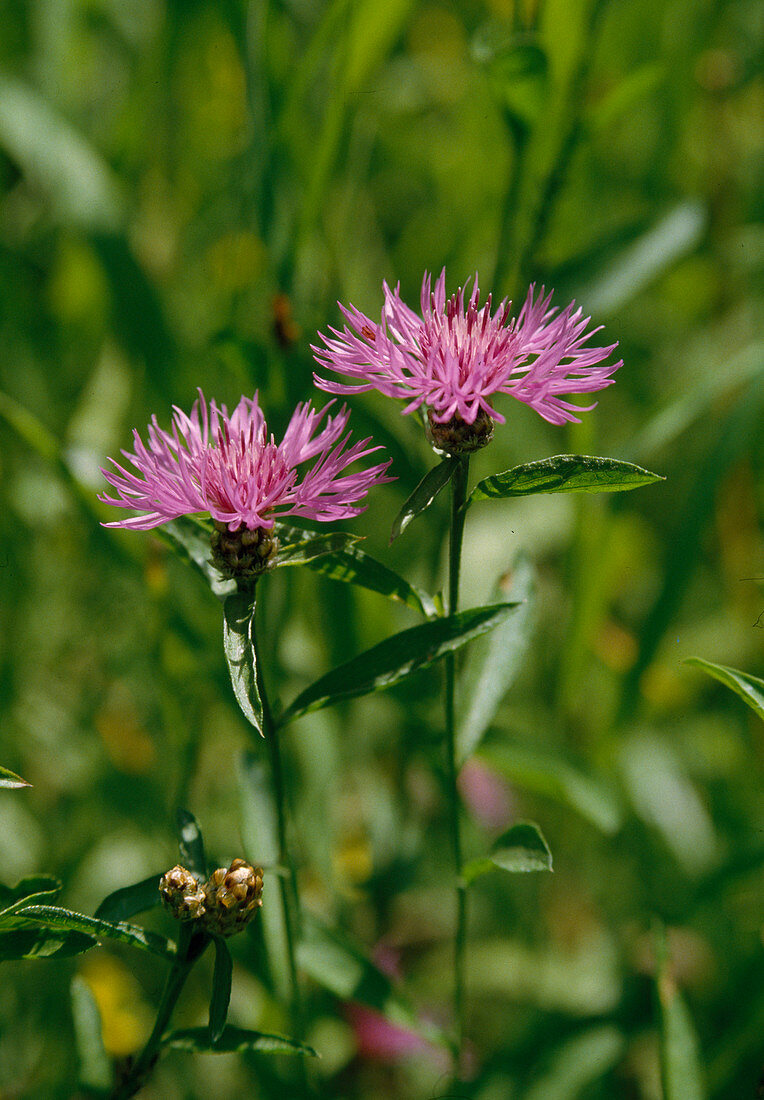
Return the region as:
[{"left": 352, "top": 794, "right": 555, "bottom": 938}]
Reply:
[
  {"left": 685, "top": 658, "right": 764, "bottom": 722},
  {"left": 208, "top": 937, "right": 233, "bottom": 1044},
  {"left": 223, "top": 592, "right": 265, "bottom": 738},
  {"left": 467, "top": 455, "right": 664, "bottom": 505},
  {"left": 164, "top": 1026, "right": 317, "bottom": 1057},
  {"left": 463, "top": 821, "right": 553, "bottom": 883}
]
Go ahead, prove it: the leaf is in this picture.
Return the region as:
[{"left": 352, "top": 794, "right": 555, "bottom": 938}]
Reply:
[
  {"left": 209, "top": 937, "right": 233, "bottom": 1044},
  {"left": 656, "top": 930, "right": 706, "bottom": 1100},
  {"left": 479, "top": 742, "right": 623, "bottom": 834},
  {"left": 177, "top": 809, "right": 208, "bottom": 881},
  {"left": 297, "top": 916, "right": 447, "bottom": 1048},
  {"left": 71, "top": 976, "right": 113, "bottom": 1092},
  {"left": 270, "top": 528, "right": 362, "bottom": 568},
  {"left": 223, "top": 591, "right": 264, "bottom": 737},
  {"left": 0, "top": 927, "right": 96, "bottom": 960},
  {"left": 164, "top": 1025, "right": 317, "bottom": 1057},
  {"left": 523, "top": 1026, "right": 625, "bottom": 1100},
  {"left": 94, "top": 875, "right": 163, "bottom": 923},
  {"left": 0, "top": 764, "right": 31, "bottom": 789},
  {"left": 468, "top": 455, "right": 664, "bottom": 505},
  {"left": 389, "top": 457, "right": 458, "bottom": 542},
  {"left": 0, "top": 875, "right": 61, "bottom": 912},
  {"left": 458, "top": 554, "right": 536, "bottom": 764},
  {"left": 158, "top": 518, "right": 235, "bottom": 600},
  {"left": 684, "top": 658, "right": 764, "bottom": 723},
  {"left": 276, "top": 524, "right": 435, "bottom": 617},
  {"left": 463, "top": 821, "right": 553, "bottom": 884},
  {"left": 279, "top": 602, "right": 519, "bottom": 725},
  {"left": 0, "top": 882, "right": 65, "bottom": 925},
  {"left": 12, "top": 906, "right": 176, "bottom": 960}
]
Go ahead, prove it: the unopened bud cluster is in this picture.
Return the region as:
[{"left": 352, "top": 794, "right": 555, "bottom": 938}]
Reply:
[
  {"left": 159, "top": 858, "right": 263, "bottom": 937},
  {"left": 426, "top": 408, "right": 494, "bottom": 455},
  {"left": 210, "top": 521, "right": 278, "bottom": 578}
]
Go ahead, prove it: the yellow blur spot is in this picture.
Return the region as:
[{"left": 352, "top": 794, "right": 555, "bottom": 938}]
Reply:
[
  {"left": 95, "top": 705, "right": 156, "bottom": 775},
  {"left": 207, "top": 231, "right": 266, "bottom": 292},
  {"left": 594, "top": 620, "right": 638, "bottom": 672},
  {"left": 333, "top": 837, "right": 373, "bottom": 889},
  {"left": 79, "top": 956, "right": 152, "bottom": 1056}
]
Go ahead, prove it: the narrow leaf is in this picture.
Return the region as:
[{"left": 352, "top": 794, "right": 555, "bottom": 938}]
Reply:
[
  {"left": 0, "top": 875, "right": 61, "bottom": 911},
  {"left": 656, "top": 931, "right": 706, "bottom": 1100},
  {"left": 0, "top": 883, "right": 64, "bottom": 925},
  {"left": 271, "top": 528, "right": 362, "bottom": 568},
  {"left": 13, "top": 905, "right": 176, "bottom": 960},
  {"left": 94, "top": 874, "right": 163, "bottom": 923},
  {"left": 490, "top": 821, "right": 553, "bottom": 873},
  {"left": 523, "top": 1026, "right": 625, "bottom": 1100},
  {"left": 164, "top": 1025, "right": 317, "bottom": 1057},
  {"left": 0, "top": 927, "right": 96, "bottom": 960},
  {"left": 71, "top": 976, "right": 113, "bottom": 1091},
  {"left": 209, "top": 937, "right": 233, "bottom": 1044},
  {"left": 279, "top": 602, "right": 519, "bottom": 725},
  {"left": 684, "top": 658, "right": 764, "bottom": 722},
  {"left": 479, "top": 742, "right": 623, "bottom": 834},
  {"left": 223, "top": 591, "right": 264, "bottom": 736},
  {"left": 159, "top": 518, "right": 235, "bottom": 600},
  {"left": 276, "top": 524, "right": 435, "bottom": 617},
  {"left": 0, "top": 764, "right": 32, "bottom": 788},
  {"left": 468, "top": 455, "right": 664, "bottom": 505},
  {"left": 177, "top": 809, "right": 207, "bottom": 881},
  {"left": 458, "top": 554, "right": 536, "bottom": 764},
  {"left": 297, "top": 916, "right": 447, "bottom": 1048},
  {"left": 390, "top": 457, "right": 458, "bottom": 542}
]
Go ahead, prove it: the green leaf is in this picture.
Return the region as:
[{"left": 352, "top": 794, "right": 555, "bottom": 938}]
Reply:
[
  {"left": 479, "top": 742, "right": 623, "bottom": 834},
  {"left": 94, "top": 875, "right": 163, "bottom": 923},
  {"left": 0, "top": 764, "right": 31, "bottom": 789},
  {"left": 0, "top": 875, "right": 61, "bottom": 912},
  {"left": 458, "top": 554, "right": 536, "bottom": 764},
  {"left": 277, "top": 524, "right": 435, "bottom": 617},
  {"left": 656, "top": 930, "right": 706, "bottom": 1100},
  {"left": 12, "top": 906, "right": 176, "bottom": 960},
  {"left": 223, "top": 591, "right": 264, "bottom": 737},
  {"left": 270, "top": 528, "right": 362, "bottom": 568},
  {"left": 390, "top": 457, "right": 458, "bottom": 542},
  {"left": 463, "top": 821, "right": 553, "bottom": 883},
  {"left": 209, "top": 937, "right": 233, "bottom": 1044},
  {"left": 523, "top": 1026, "right": 625, "bottom": 1100},
  {"left": 684, "top": 658, "right": 764, "bottom": 722},
  {"left": 0, "top": 882, "right": 65, "bottom": 925},
  {"left": 468, "top": 455, "right": 664, "bottom": 505},
  {"left": 177, "top": 809, "right": 208, "bottom": 882},
  {"left": 0, "top": 927, "right": 96, "bottom": 960},
  {"left": 158, "top": 517, "right": 235, "bottom": 601},
  {"left": 164, "top": 1025, "right": 317, "bottom": 1057},
  {"left": 71, "top": 976, "right": 113, "bottom": 1092},
  {"left": 279, "top": 602, "right": 519, "bottom": 725},
  {"left": 297, "top": 916, "right": 447, "bottom": 1048}
]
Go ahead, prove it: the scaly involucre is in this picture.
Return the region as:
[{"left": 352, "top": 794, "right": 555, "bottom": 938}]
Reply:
[
  {"left": 313, "top": 269, "right": 622, "bottom": 426},
  {"left": 99, "top": 392, "right": 392, "bottom": 531}
]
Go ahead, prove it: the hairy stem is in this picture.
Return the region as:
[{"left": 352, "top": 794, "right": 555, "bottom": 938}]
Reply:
[{"left": 445, "top": 455, "right": 470, "bottom": 1067}]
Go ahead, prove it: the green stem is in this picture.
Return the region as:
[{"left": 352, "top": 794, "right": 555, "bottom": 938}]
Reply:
[
  {"left": 111, "top": 926, "right": 205, "bottom": 1100},
  {"left": 444, "top": 455, "right": 470, "bottom": 1067},
  {"left": 251, "top": 609, "right": 306, "bottom": 1053}
]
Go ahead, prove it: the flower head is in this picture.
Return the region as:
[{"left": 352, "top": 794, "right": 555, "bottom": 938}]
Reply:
[
  {"left": 99, "top": 391, "right": 392, "bottom": 534},
  {"left": 313, "top": 270, "right": 622, "bottom": 440}
]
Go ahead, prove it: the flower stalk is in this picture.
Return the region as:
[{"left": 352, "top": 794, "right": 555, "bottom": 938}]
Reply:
[{"left": 445, "top": 454, "right": 470, "bottom": 1065}]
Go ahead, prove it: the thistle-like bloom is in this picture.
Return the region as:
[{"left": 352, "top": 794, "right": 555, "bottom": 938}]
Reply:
[
  {"left": 99, "top": 391, "right": 392, "bottom": 533},
  {"left": 313, "top": 270, "right": 622, "bottom": 438}
]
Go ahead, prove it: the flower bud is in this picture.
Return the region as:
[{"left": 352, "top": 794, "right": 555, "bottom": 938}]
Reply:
[
  {"left": 158, "top": 865, "right": 206, "bottom": 922},
  {"left": 426, "top": 408, "right": 494, "bottom": 455},
  {"left": 210, "top": 522, "right": 279, "bottom": 578},
  {"left": 201, "top": 858, "right": 264, "bottom": 937}
]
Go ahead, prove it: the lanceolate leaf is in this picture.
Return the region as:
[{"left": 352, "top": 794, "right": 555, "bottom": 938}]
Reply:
[
  {"left": 0, "top": 927, "right": 96, "bottom": 960},
  {"left": 467, "top": 455, "right": 664, "bottom": 505},
  {"left": 279, "top": 602, "right": 519, "bottom": 725},
  {"left": 177, "top": 809, "right": 207, "bottom": 882},
  {"left": 270, "top": 527, "right": 362, "bottom": 567},
  {"left": 463, "top": 821, "right": 553, "bottom": 884},
  {"left": 0, "top": 884, "right": 64, "bottom": 924},
  {"left": 458, "top": 554, "right": 536, "bottom": 764},
  {"left": 0, "top": 875, "right": 61, "bottom": 912},
  {"left": 209, "top": 937, "right": 233, "bottom": 1043},
  {"left": 656, "top": 930, "right": 706, "bottom": 1100},
  {"left": 13, "top": 905, "right": 176, "bottom": 960},
  {"left": 390, "top": 456, "right": 458, "bottom": 542},
  {"left": 164, "top": 1026, "right": 317, "bottom": 1057},
  {"left": 94, "top": 875, "right": 163, "bottom": 923},
  {"left": 223, "top": 591, "right": 264, "bottom": 737},
  {"left": 0, "top": 764, "right": 31, "bottom": 788},
  {"left": 297, "top": 916, "right": 447, "bottom": 1048},
  {"left": 685, "top": 658, "right": 764, "bottom": 722}
]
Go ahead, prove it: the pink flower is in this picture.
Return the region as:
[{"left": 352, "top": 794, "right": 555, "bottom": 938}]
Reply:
[
  {"left": 313, "top": 269, "right": 621, "bottom": 427},
  {"left": 99, "top": 391, "right": 392, "bottom": 532}
]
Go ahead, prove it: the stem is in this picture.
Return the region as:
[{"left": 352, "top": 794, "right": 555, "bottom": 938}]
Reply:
[
  {"left": 111, "top": 927, "right": 204, "bottom": 1100},
  {"left": 444, "top": 455, "right": 469, "bottom": 1067}
]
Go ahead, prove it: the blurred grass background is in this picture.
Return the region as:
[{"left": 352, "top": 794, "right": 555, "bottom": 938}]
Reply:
[{"left": 0, "top": 0, "right": 762, "bottom": 1097}]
